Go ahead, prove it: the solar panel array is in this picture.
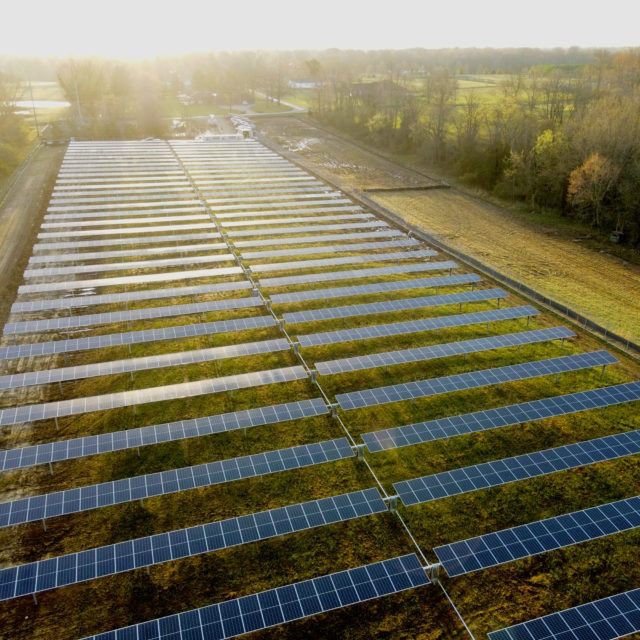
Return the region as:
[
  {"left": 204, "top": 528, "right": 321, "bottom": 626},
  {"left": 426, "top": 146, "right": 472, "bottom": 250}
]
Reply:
[
  {"left": 79, "top": 553, "right": 429, "bottom": 640},
  {"left": 10, "top": 280, "right": 253, "bottom": 313},
  {"left": 0, "top": 365, "right": 309, "bottom": 426},
  {"left": 0, "top": 398, "right": 329, "bottom": 471},
  {"left": 316, "top": 327, "right": 575, "bottom": 376},
  {"left": 0, "top": 137, "right": 637, "bottom": 639},
  {"left": 488, "top": 588, "right": 640, "bottom": 640},
  {"left": 336, "top": 351, "right": 618, "bottom": 411},
  {"left": 0, "top": 314, "right": 276, "bottom": 360},
  {"left": 258, "top": 260, "right": 457, "bottom": 288},
  {"left": 282, "top": 288, "right": 507, "bottom": 324},
  {"left": 434, "top": 495, "right": 640, "bottom": 577},
  {"left": 5, "top": 294, "right": 262, "bottom": 334},
  {"left": 362, "top": 380, "right": 640, "bottom": 452},
  {"left": 299, "top": 305, "right": 540, "bottom": 348},
  {"left": 0, "top": 488, "right": 386, "bottom": 601},
  {"left": 0, "top": 438, "right": 354, "bottom": 527},
  {"left": 0, "top": 338, "right": 290, "bottom": 390},
  {"left": 393, "top": 428, "right": 640, "bottom": 506},
  {"left": 269, "top": 273, "right": 483, "bottom": 304}
]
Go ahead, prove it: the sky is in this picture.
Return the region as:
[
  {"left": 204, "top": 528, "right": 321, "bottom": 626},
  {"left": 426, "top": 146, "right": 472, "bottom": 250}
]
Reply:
[{"left": 2, "top": 0, "right": 638, "bottom": 59}]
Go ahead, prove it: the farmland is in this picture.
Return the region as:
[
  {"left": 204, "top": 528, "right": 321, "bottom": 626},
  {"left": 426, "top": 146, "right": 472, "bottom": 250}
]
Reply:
[{"left": 0, "top": 127, "right": 638, "bottom": 640}]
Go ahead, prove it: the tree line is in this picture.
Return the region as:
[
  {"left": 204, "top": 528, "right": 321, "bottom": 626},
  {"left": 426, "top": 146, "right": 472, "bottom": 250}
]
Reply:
[
  {"left": 2, "top": 47, "right": 639, "bottom": 244},
  {"left": 307, "top": 49, "right": 640, "bottom": 246}
]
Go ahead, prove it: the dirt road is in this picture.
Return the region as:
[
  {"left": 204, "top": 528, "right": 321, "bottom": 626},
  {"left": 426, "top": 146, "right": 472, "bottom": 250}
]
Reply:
[
  {"left": 0, "top": 143, "right": 65, "bottom": 327},
  {"left": 257, "top": 116, "right": 640, "bottom": 346}
]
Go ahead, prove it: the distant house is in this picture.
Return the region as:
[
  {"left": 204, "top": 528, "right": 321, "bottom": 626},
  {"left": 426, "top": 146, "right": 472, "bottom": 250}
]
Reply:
[{"left": 288, "top": 79, "right": 321, "bottom": 89}]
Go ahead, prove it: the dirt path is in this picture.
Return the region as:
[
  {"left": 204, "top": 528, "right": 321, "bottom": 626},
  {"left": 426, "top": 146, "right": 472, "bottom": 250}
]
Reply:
[
  {"left": 0, "top": 143, "right": 65, "bottom": 329},
  {"left": 257, "top": 116, "right": 640, "bottom": 345}
]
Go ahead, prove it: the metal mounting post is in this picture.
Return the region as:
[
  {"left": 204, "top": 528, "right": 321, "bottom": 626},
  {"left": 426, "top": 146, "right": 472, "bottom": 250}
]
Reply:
[
  {"left": 388, "top": 495, "right": 399, "bottom": 513},
  {"left": 355, "top": 444, "right": 365, "bottom": 460}
]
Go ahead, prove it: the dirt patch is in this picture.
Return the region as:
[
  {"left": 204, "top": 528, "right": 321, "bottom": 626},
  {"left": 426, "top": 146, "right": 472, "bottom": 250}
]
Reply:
[
  {"left": 257, "top": 116, "right": 640, "bottom": 345},
  {"left": 0, "top": 144, "right": 65, "bottom": 329}
]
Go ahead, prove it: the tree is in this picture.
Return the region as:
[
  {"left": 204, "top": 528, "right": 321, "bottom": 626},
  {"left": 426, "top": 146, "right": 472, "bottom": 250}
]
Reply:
[{"left": 567, "top": 153, "right": 621, "bottom": 228}]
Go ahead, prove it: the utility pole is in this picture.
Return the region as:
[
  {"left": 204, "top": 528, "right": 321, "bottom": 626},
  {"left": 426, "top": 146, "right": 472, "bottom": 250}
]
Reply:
[{"left": 28, "top": 77, "right": 40, "bottom": 137}]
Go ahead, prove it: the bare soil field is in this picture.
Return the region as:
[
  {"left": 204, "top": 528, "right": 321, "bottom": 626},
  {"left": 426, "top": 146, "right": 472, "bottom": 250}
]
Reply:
[{"left": 257, "top": 116, "right": 640, "bottom": 346}]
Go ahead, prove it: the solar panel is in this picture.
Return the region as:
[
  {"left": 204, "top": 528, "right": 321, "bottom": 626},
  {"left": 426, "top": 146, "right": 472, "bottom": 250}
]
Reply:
[
  {"left": 17, "top": 266, "right": 243, "bottom": 295},
  {"left": 0, "top": 338, "right": 290, "bottom": 390},
  {"left": 283, "top": 288, "right": 507, "bottom": 325},
  {"left": 259, "top": 261, "right": 457, "bottom": 288},
  {"left": 394, "top": 428, "right": 640, "bottom": 506},
  {"left": 77, "top": 553, "right": 428, "bottom": 640},
  {"left": 0, "top": 365, "right": 308, "bottom": 426},
  {"left": 23, "top": 253, "right": 235, "bottom": 278},
  {"left": 37, "top": 222, "right": 215, "bottom": 239},
  {"left": 0, "top": 315, "right": 276, "bottom": 360},
  {"left": 41, "top": 214, "right": 209, "bottom": 228},
  {"left": 228, "top": 221, "right": 389, "bottom": 238},
  {"left": 270, "top": 274, "right": 483, "bottom": 304},
  {"left": 316, "top": 327, "right": 575, "bottom": 376},
  {"left": 10, "top": 281, "right": 253, "bottom": 314},
  {"left": 28, "top": 243, "right": 228, "bottom": 264},
  {"left": 241, "top": 238, "right": 420, "bottom": 260},
  {"left": 488, "top": 588, "right": 640, "bottom": 640},
  {"left": 336, "top": 351, "right": 618, "bottom": 411},
  {"left": 221, "top": 213, "right": 372, "bottom": 228},
  {"left": 0, "top": 488, "right": 386, "bottom": 601},
  {"left": 44, "top": 205, "right": 203, "bottom": 219},
  {"left": 298, "top": 305, "right": 539, "bottom": 348},
  {"left": 362, "top": 380, "right": 640, "bottom": 453},
  {"left": 5, "top": 295, "right": 261, "bottom": 334},
  {"left": 33, "top": 232, "right": 221, "bottom": 251},
  {"left": 46, "top": 199, "right": 203, "bottom": 214},
  {"left": 234, "top": 229, "right": 406, "bottom": 249},
  {"left": 0, "top": 398, "right": 329, "bottom": 471},
  {"left": 218, "top": 205, "right": 363, "bottom": 220},
  {"left": 434, "top": 494, "right": 640, "bottom": 577},
  {"left": 250, "top": 250, "right": 438, "bottom": 273},
  {"left": 0, "top": 438, "right": 353, "bottom": 527},
  {"left": 207, "top": 194, "right": 349, "bottom": 209}
]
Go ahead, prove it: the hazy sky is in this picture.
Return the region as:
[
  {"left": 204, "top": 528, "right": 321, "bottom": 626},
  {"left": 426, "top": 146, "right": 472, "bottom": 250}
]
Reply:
[{"left": 3, "top": 0, "right": 638, "bottom": 58}]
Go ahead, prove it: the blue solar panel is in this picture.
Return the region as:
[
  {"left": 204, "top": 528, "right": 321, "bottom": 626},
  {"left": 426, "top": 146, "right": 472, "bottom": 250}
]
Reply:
[
  {"left": 336, "top": 351, "right": 618, "bottom": 411},
  {"left": 393, "top": 428, "right": 640, "bottom": 506},
  {"left": 0, "top": 365, "right": 308, "bottom": 426},
  {"left": 299, "top": 305, "right": 539, "bottom": 348},
  {"left": 434, "top": 495, "right": 640, "bottom": 577},
  {"left": 259, "top": 261, "right": 457, "bottom": 288},
  {"left": 33, "top": 231, "right": 221, "bottom": 250},
  {"left": 0, "top": 438, "right": 354, "bottom": 527},
  {"left": 18, "top": 266, "right": 243, "bottom": 295},
  {"left": 234, "top": 229, "right": 406, "bottom": 249},
  {"left": 0, "top": 488, "right": 386, "bottom": 601},
  {"left": 78, "top": 554, "right": 429, "bottom": 640},
  {"left": 0, "top": 338, "right": 290, "bottom": 390},
  {"left": 241, "top": 238, "right": 420, "bottom": 260},
  {"left": 362, "top": 380, "right": 640, "bottom": 452},
  {"left": 5, "top": 295, "right": 262, "bottom": 334},
  {"left": 282, "top": 288, "right": 506, "bottom": 324},
  {"left": 316, "top": 327, "right": 574, "bottom": 376},
  {"left": 0, "top": 398, "right": 329, "bottom": 471},
  {"left": 9, "top": 281, "right": 252, "bottom": 314},
  {"left": 250, "top": 250, "right": 437, "bottom": 273},
  {"left": 23, "top": 253, "right": 234, "bottom": 278},
  {"left": 488, "top": 588, "right": 640, "bottom": 640},
  {"left": 228, "top": 221, "right": 389, "bottom": 238},
  {"left": 0, "top": 315, "right": 276, "bottom": 360}
]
